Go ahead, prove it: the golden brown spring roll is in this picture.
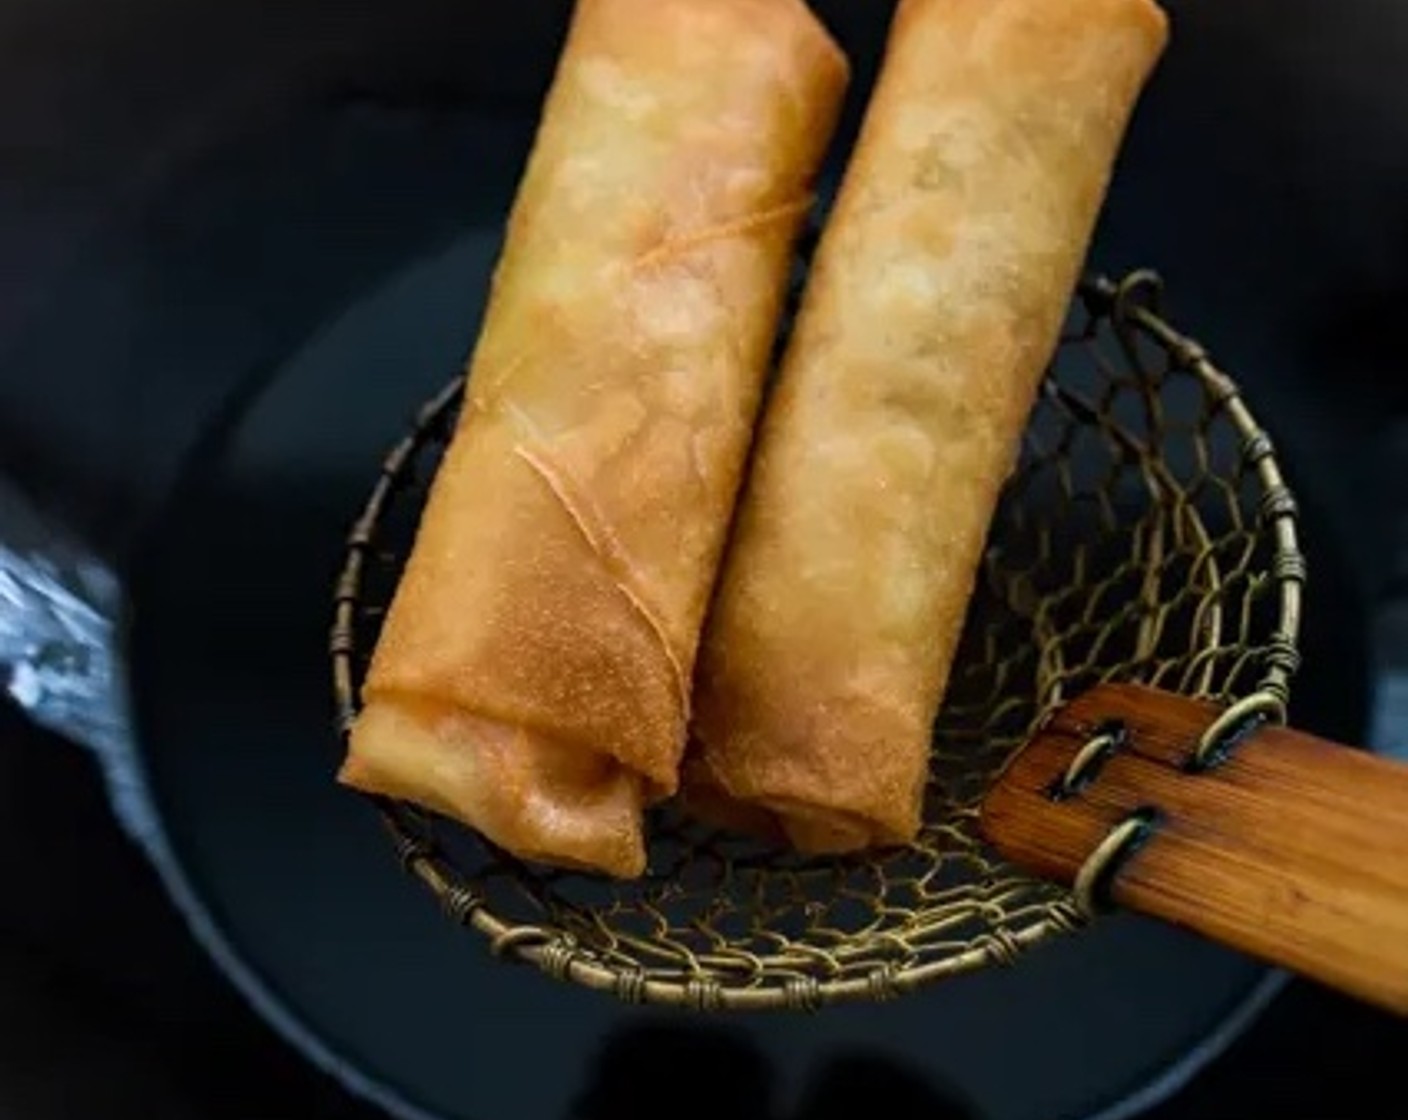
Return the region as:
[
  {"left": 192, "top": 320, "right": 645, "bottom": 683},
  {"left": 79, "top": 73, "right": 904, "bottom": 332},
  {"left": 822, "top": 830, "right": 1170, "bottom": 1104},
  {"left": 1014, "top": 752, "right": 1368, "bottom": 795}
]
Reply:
[
  {"left": 687, "top": 0, "right": 1168, "bottom": 854},
  {"left": 340, "top": 0, "right": 848, "bottom": 878}
]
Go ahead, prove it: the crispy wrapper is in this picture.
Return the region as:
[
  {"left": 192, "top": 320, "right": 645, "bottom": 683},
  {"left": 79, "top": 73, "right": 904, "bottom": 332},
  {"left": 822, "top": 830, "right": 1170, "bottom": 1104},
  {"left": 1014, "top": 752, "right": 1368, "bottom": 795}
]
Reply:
[
  {"left": 688, "top": 0, "right": 1168, "bottom": 854},
  {"left": 341, "top": 0, "right": 848, "bottom": 878}
]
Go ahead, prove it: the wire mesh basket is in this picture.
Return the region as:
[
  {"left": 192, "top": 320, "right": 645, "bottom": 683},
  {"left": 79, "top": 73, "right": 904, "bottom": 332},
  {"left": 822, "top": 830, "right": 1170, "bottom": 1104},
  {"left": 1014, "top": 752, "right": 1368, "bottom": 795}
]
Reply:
[{"left": 329, "top": 268, "right": 1304, "bottom": 1011}]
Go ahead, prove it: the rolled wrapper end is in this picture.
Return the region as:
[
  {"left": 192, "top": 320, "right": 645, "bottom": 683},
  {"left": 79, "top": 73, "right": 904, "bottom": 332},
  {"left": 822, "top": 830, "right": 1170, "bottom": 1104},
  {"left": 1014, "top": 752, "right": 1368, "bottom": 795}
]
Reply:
[
  {"left": 682, "top": 771, "right": 893, "bottom": 855},
  {"left": 682, "top": 718, "right": 922, "bottom": 856},
  {"left": 342, "top": 694, "right": 648, "bottom": 879},
  {"left": 684, "top": 649, "right": 927, "bottom": 855}
]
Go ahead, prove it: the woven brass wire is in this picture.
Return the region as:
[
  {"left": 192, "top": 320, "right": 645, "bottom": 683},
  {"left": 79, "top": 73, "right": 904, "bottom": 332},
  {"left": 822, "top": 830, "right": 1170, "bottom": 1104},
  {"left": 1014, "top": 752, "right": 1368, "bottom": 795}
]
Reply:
[{"left": 329, "top": 269, "right": 1304, "bottom": 1010}]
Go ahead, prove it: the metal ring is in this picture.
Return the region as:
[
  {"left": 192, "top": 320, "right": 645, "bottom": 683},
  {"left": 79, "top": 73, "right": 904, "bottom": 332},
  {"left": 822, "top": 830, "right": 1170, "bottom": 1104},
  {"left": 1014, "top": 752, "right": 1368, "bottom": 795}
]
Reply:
[
  {"left": 614, "top": 968, "right": 649, "bottom": 1005},
  {"left": 685, "top": 976, "right": 723, "bottom": 1012},
  {"left": 490, "top": 926, "right": 552, "bottom": 958},
  {"left": 1259, "top": 485, "right": 1299, "bottom": 522},
  {"left": 539, "top": 937, "right": 579, "bottom": 981},
  {"left": 393, "top": 835, "right": 431, "bottom": 873},
  {"left": 1263, "top": 633, "right": 1303, "bottom": 676},
  {"left": 1192, "top": 691, "right": 1285, "bottom": 770},
  {"left": 1048, "top": 899, "right": 1087, "bottom": 933},
  {"left": 1272, "top": 552, "right": 1308, "bottom": 584},
  {"left": 1056, "top": 725, "right": 1125, "bottom": 797},
  {"left": 1073, "top": 812, "right": 1158, "bottom": 918},
  {"left": 786, "top": 976, "right": 823, "bottom": 1013},
  {"left": 977, "top": 928, "right": 1022, "bottom": 967},
  {"left": 1258, "top": 677, "right": 1292, "bottom": 708},
  {"left": 867, "top": 963, "right": 902, "bottom": 1002},
  {"left": 442, "top": 886, "right": 482, "bottom": 925},
  {"left": 1241, "top": 430, "right": 1276, "bottom": 465},
  {"left": 1111, "top": 268, "right": 1166, "bottom": 324}
]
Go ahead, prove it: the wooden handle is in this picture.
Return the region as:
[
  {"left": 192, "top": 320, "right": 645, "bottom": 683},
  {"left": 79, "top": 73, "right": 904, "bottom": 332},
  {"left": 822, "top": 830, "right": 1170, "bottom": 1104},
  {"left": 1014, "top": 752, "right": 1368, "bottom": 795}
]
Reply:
[{"left": 980, "top": 682, "right": 1408, "bottom": 1015}]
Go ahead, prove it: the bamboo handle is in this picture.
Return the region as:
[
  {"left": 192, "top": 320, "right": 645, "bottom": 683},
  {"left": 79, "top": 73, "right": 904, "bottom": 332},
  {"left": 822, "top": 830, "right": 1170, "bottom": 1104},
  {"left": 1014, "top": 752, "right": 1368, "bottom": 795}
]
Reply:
[{"left": 980, "top": 682, "right": 1408, "bottom": 1015}]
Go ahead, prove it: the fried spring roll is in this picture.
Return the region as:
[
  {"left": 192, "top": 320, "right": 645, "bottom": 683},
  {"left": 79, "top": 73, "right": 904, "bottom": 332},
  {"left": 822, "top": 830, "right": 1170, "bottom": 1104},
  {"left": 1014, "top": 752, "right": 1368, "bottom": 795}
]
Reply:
[
  {"left": 340, "top": 0, "right": 848, "bottom": 878},
  {"left": 687, "top": 0, "right": 1168, "bottom": 854}
]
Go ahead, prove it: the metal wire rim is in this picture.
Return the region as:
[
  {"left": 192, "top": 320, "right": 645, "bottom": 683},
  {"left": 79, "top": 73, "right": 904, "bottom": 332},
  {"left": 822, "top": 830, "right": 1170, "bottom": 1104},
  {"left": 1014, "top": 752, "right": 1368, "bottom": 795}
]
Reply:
[{"left": 328, "top": 268, "right": 1305, "bottom": 1011}]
